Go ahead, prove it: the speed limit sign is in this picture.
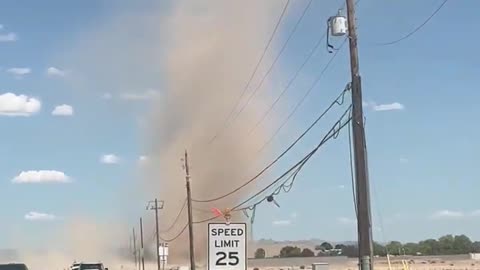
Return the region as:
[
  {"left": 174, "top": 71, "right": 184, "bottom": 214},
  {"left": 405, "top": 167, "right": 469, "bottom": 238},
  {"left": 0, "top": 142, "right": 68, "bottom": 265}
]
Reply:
[{"left": 208, "top": 223, "right": 247, "bottom": 270}]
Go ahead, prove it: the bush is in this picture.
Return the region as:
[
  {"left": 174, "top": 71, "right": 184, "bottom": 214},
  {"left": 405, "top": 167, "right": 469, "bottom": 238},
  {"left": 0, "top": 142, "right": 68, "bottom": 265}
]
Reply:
[
  {"left": 254, "top": 248, "right": 266, "bottom": 259},
  {"left": 301, "top": 248, "right": 315, "bottom": 257}
]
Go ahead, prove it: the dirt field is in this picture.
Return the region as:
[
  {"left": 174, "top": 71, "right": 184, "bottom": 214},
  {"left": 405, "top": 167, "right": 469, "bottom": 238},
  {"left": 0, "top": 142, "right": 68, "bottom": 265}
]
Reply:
[{"left": 247, "top": 255, "right": 480, "bottom": 270}]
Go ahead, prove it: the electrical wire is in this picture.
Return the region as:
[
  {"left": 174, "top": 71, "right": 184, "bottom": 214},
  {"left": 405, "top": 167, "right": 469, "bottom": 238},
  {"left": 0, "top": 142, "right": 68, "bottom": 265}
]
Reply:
[
  {"left": 160, "top": 199, "right": 187, "bottom": 233},
  {"left": 208, "top": 0, "right": 291, "bottom": 144},
  {"left": 160, "top": 107, "right": 351, "bottom": 241},
  {"left": 374, "top": 0, "right": 448, "bottom": 46},
  {"left": 233, "top": 106, "right": 353, "bottom": 211},
  {"left": 247, "top": 28, "right": 327, "bottom": 136},
  {"left": 242, "top": 0, "right": 354, "bottom": 138},
  {"left": 159, "top": 223, "right": 188, "bottom": 242},
  {"left": 257, "top": 38, "right": 348, "bottom": 154},
  {"left": 192, "top": 85, "right": 350, "bottom": 203},
  {"left": 226, "top": 0, "right": 315, "bottom": 130}
]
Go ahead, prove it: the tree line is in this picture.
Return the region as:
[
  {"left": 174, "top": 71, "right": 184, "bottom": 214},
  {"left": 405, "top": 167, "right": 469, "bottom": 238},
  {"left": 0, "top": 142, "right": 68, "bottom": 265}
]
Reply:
[{"left": 254, "top": 234, "right": 480, "bottom": 259}]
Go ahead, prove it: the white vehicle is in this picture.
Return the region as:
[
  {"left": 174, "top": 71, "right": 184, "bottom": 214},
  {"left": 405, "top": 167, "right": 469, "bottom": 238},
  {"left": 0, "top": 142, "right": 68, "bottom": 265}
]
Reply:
[
  {"left": 70, "top": 262, "right": 107, "bottom": 270},
  {"left": 70, "top": 263, "right": 80, "bottom": 270}
]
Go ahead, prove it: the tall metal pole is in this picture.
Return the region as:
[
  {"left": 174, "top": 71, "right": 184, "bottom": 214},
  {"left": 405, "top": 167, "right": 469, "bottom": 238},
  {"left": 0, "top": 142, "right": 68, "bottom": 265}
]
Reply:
[
  {"left": 155, "top": 199, "right": 161, "bottom": 270},
  {"left": 140, "top": 218, "right": 145, "bottom": 270},
  {"left": 344, "top": 0, "right": 374, "bottom": 270},
  {"left": 133, "top": 228, "right": 138, "bottom": 270},
  {"left": 185, "top": 150, "right": 196, "bottom": 270}
]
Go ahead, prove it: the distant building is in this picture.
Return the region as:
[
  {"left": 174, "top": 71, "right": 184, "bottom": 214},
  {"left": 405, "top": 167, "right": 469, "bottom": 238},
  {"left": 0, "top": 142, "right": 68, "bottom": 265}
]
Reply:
[{"left": 470, "top": 253, "right": 480, "bottom": 260}]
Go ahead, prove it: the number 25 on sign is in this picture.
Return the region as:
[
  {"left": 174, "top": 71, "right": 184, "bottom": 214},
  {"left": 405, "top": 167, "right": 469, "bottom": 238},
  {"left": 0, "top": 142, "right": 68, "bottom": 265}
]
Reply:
[{"left": 208, "top": 223, "right": 247, "bottom": 270}]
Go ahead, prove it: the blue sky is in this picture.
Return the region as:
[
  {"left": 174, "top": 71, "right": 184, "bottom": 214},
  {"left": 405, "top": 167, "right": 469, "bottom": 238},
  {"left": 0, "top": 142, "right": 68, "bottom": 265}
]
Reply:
[{"left": 1, "top": 0, "right": 479, "bottom": 250}]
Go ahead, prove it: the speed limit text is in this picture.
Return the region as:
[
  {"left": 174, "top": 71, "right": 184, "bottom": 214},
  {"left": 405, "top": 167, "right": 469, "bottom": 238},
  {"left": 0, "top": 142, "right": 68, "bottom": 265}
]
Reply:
[{"left": 211, "top": 227, "right": 245, "bottom": 248}]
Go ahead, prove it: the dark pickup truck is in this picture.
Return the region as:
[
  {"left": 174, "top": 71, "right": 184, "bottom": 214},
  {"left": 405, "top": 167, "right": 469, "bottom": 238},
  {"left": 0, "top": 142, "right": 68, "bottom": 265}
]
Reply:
[{"left": 0, "top": 264, "right": 29, "bottom": 270}]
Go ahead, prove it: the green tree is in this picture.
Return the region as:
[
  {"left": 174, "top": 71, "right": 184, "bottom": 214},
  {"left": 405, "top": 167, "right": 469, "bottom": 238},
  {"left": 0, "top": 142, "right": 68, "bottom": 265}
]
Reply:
[
  {"left": 320, "top": 242, "right": 333, "bottom": 250},
  {"left": 418, "top": 239, "right": 440, "bottom": 255},
  {"left": 301, "top": 248, "right": 315, "bottom": 257},
  {"left": 472, "top": 241, "right": 480, "bottom": 253},
  {"left": 254, "top": 248, "right": 266, "bottom": 259},
  {"left": 373, "top": 242, "right": 387, "bottom": 257},
  {"left": 439, "top": 235, "right": 455, "bottom": 254},
  {"left": 453, "top": 235, "right": 472, "bottom": 254},
  {"left": 340, "top": 245, "right": 358, "bottom": 257},
  {"left": 403, "top": 243, "right": 419, "bottom": 255},
  {"left": 280, "top": 246, "right": 302, "bottom": 258},
  {"left": 386, "top": 241, "right": 403, "bottom": 255}
]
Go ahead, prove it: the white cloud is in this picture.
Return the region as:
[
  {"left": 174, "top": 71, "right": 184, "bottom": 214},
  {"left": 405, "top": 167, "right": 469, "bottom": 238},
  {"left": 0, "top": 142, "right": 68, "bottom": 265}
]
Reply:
[
  {"left": 363, "top": 100, "right": 405, "bottom": 112},
  {"left": 46, "top": 67, "right": 66, "bottom": 77},
  {"left": 139, "top": 155, "right": 148, "bottom": 162},
  {"left": 100, "top": 154, "right": 120, "bottom": 164},
  {"left": 0, "top": 93, "right": 41, "bottom": 116},
  {"left": 290, "top": 212, "right": 298, "bottom": 219},
  {"left": 338, "top": 184, "right": 346, "bottom": 189},
  {"left": 52, "top": 104, "right": 74, "bottom": 116},
  {"left": 0, "top": 24, "right": 3, "bottom": 30},
  {"left": 399, "top": 157, "right": 409, "bottom": 163},
  {"left": 12, "top": 170, "right": 71, "bottom": 184},
  {"left": 272, "top": 220, "right": 291, "bottom": 226},
  {"left": 24, "top": 211, "right": 57, "bottom": 221},
  {"left": 0, "top": 33, "right": 17, "bottom": 42},
  {"left": 337, "top": 217, "right": 356, "bottom": 225},
  {"left": 373, "top": 102, "right": 405, "bottom": 111},
  {"left": 430, "top": 210, "right": 464, "bottom": 219},
  {"left": 119, "top": 89, "right": 159, "bottom": 101},
  {"left": 7, "top": 67, "right": 31, "bottom": 77}
]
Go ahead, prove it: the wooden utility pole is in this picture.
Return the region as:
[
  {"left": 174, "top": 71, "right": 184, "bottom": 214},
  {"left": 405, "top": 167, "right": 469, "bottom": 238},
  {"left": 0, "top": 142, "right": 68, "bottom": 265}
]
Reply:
[
  {"left": 155, "top": 199, "right": 161, "bottom": 270},
  {"left": 345, "top": 0, "right": 374, "bottom": 270},
  {"left": 140, "top": 218, "right": 145, "bottom": 270},
  {"left": 132, "top": 228, "right": 138, "bottom": 270},
  {"left": 184, "top": 150, "right": 196, "bottom": 270},
  {"left": 147, "top": 199, "right": 164, "bottom": 270}
]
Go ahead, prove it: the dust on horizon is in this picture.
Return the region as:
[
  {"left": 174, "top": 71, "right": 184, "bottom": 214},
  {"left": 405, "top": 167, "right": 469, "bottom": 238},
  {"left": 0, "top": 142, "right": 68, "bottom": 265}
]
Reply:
[{"left": 12, "top": 0, "right": 287, "bottom": 268}]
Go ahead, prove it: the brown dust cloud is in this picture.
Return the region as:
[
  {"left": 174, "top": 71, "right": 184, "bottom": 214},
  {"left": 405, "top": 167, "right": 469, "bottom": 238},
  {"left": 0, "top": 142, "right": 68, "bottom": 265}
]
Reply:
[{"left": 9, "top": 0, "right": 287, "bottom": 269}]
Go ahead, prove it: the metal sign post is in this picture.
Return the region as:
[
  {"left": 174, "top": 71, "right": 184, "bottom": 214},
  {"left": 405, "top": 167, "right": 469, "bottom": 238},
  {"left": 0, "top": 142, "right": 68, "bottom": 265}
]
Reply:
[{"left": 208, "top": 223, "right": 247, "bottom": 270}]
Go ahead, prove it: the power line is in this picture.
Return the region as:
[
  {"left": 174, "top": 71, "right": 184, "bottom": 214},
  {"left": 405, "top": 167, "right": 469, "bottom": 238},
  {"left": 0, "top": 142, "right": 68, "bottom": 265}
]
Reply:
[
  {"left": 159, "top": 216, "right": 219, "bottom": 243},
  {"left": 160, "top": 107, "right": 351, "bottom": 240},
  {"left": 374, "top": 0, "right": 448, "bottom": 46},
  {"left": 257, "top": 38, "right": 348, "bottom": 154},
  {"left": 248, "top": 28, "right": 327, "bottom": 136},
  {"left": 159, "top": 223, "right": 188, "bottom": 242},
  {"left": 160, "top": 199, "right": 187, "bottom": 233},
  {"left": 208, "top": 0, "right": 291, "bottom": 144},
  {"left": 192, "top": 85, "right": 350, "bottom": 203},
  {"left": 233, "top": 106, "right": 353, "bottom": 211},
  {"left": 225, "top": 0, "right": 315, "bottom": 131},
  {"left": 248, "top": 0, "right": 355, "bottom": 137}
]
